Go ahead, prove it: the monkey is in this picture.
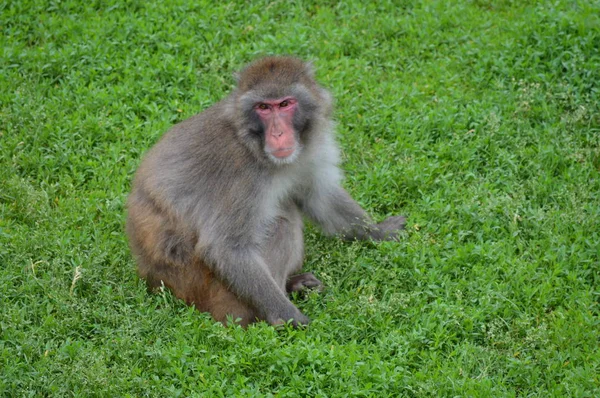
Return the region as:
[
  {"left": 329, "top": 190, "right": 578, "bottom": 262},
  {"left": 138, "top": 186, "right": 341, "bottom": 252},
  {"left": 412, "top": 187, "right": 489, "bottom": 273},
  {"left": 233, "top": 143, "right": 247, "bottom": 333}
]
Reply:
[{"left": 126, "top": 56, "right": 406, "bottom": 327}]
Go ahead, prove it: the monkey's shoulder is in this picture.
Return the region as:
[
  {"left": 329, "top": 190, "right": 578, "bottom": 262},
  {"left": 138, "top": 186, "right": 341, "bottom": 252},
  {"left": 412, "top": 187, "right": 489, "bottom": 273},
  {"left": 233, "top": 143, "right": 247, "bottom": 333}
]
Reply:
[{"left": 163, "top": 103, "right": 235, "bottom": 145}]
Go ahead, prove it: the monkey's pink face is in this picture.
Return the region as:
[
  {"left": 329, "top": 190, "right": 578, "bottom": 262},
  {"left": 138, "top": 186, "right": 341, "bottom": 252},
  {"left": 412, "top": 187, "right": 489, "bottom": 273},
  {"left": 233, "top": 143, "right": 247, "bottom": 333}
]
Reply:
[{"left": 255, "top": 97, "right": 299, "bottom": 162}]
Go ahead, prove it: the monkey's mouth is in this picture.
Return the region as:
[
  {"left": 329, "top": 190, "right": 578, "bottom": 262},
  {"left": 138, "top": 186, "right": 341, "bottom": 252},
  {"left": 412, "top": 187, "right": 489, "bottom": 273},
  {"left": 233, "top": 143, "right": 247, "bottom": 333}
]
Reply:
[{"left": 271, "top": 147, "right": 296, "bottom": 158}]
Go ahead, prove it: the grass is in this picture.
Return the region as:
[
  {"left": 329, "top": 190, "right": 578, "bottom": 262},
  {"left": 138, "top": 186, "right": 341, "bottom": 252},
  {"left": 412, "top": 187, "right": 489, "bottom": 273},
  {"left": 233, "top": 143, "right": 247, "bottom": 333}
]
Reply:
[{"left": 1, "top": 0, "right": 599, "bottom": 396}]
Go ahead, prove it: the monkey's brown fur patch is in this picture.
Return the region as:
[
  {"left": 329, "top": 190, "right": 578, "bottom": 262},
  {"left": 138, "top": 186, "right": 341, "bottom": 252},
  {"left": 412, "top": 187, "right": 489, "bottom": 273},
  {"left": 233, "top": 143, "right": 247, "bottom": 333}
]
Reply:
[{"left": 127, "top": 186, "right": 258, "bottom": 327}]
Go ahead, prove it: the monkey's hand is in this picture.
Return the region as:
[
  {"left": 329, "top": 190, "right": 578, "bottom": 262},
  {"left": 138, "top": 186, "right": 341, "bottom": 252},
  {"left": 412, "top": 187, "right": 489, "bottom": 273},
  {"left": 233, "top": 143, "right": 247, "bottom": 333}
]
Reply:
[
  {"left": 266, "top": 307, "right": 310, "bottom": 328},
  {"left": 372, "top": 215, "right": 407, "bottom": 241}
]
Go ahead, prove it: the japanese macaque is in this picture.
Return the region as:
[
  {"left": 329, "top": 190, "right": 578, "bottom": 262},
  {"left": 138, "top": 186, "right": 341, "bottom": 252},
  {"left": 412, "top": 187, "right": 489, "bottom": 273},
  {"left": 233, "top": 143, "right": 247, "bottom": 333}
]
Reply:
[{"left": 126, "top": 56, "right": 406, "bottom": 327}]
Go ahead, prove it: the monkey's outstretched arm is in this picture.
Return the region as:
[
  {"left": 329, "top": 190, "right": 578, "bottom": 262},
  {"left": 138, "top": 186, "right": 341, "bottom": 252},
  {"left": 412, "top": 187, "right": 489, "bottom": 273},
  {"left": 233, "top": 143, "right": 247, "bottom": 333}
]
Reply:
[
  {"left": 205, "top": 242, "right": 309, "bottom": 326},
  {"left": 301, "top": 185, "right": 405, "bottom": 241}
]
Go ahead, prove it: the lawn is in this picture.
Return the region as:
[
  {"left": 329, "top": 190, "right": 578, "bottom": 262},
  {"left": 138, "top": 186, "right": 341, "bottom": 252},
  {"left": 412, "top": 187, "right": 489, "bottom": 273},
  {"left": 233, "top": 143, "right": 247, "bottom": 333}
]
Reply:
[{"left": 1, "top": 0, "right": 599, "bottom": 396}]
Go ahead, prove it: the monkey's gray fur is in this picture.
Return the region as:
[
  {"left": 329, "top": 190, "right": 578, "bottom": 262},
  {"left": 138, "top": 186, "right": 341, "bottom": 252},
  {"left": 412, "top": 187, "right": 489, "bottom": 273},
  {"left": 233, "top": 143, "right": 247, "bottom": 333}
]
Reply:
[{"left": 126, "top": 56, "right": 406, "bottom": 327}]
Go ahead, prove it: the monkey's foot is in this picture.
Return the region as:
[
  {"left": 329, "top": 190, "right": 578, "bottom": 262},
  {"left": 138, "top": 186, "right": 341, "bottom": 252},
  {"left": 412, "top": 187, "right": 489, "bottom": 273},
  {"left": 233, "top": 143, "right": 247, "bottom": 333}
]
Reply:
[{"left": 286, "top": 272, "right": 324, "bottom": 294}]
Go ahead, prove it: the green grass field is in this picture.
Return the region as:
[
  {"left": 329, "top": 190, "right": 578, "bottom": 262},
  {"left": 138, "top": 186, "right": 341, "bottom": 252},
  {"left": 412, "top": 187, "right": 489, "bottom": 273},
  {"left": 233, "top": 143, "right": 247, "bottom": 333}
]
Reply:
[{"left": 1, "top": 0, "right": 599, "bottom": 396}]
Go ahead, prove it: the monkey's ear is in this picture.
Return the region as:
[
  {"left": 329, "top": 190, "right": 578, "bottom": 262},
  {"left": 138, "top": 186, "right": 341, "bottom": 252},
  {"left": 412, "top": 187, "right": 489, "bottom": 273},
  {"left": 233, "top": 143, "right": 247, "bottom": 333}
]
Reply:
[{"left": 304, "top": 61, "right": 316, "bottom": 78}]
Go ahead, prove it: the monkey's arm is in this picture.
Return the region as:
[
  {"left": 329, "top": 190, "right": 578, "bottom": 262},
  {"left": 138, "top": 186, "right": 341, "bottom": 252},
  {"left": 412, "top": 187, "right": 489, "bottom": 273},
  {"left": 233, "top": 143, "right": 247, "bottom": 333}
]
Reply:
[
  {"left": 300, "top": 185, "right": 405, "bottom": 241},
  {"left": 205, "top": 241, "right": 310, "bottom": 326}
]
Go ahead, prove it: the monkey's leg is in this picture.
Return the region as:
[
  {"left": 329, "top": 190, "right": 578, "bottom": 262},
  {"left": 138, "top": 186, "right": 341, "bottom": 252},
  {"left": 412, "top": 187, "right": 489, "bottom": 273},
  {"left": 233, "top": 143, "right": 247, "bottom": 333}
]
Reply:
[
  {"left": 141, "top": 255, "right": 259, "bottom": 327},
  {"left": 127, "top": 193, "right": 258, "bottom": 326},
  {"left": 201, "top": 274, "right": 259, "bottom": 327}
]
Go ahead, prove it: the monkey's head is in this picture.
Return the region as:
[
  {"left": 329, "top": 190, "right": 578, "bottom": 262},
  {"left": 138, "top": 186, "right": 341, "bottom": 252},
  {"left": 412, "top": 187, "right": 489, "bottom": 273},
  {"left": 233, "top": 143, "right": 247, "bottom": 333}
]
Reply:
[{"left": 233, "top": 56, "right": 333, "bottom": 166}]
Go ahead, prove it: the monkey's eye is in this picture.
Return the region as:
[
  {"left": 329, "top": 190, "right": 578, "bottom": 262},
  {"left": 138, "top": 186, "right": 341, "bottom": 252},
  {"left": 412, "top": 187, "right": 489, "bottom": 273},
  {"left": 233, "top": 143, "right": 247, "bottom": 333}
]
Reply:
[
  {"left": 257, "top": 103, "right": 269, "bottom": 110},
  {"left": 279, "top": 100, "right": 289, "bottom": 108}
]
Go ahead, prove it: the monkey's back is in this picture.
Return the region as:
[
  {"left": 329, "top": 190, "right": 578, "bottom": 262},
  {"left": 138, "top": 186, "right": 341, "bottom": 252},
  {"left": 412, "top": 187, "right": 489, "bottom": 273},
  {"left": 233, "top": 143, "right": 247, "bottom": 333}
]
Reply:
[{"left": 132, "top": 101, "right": 267, "bottom": 213}]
